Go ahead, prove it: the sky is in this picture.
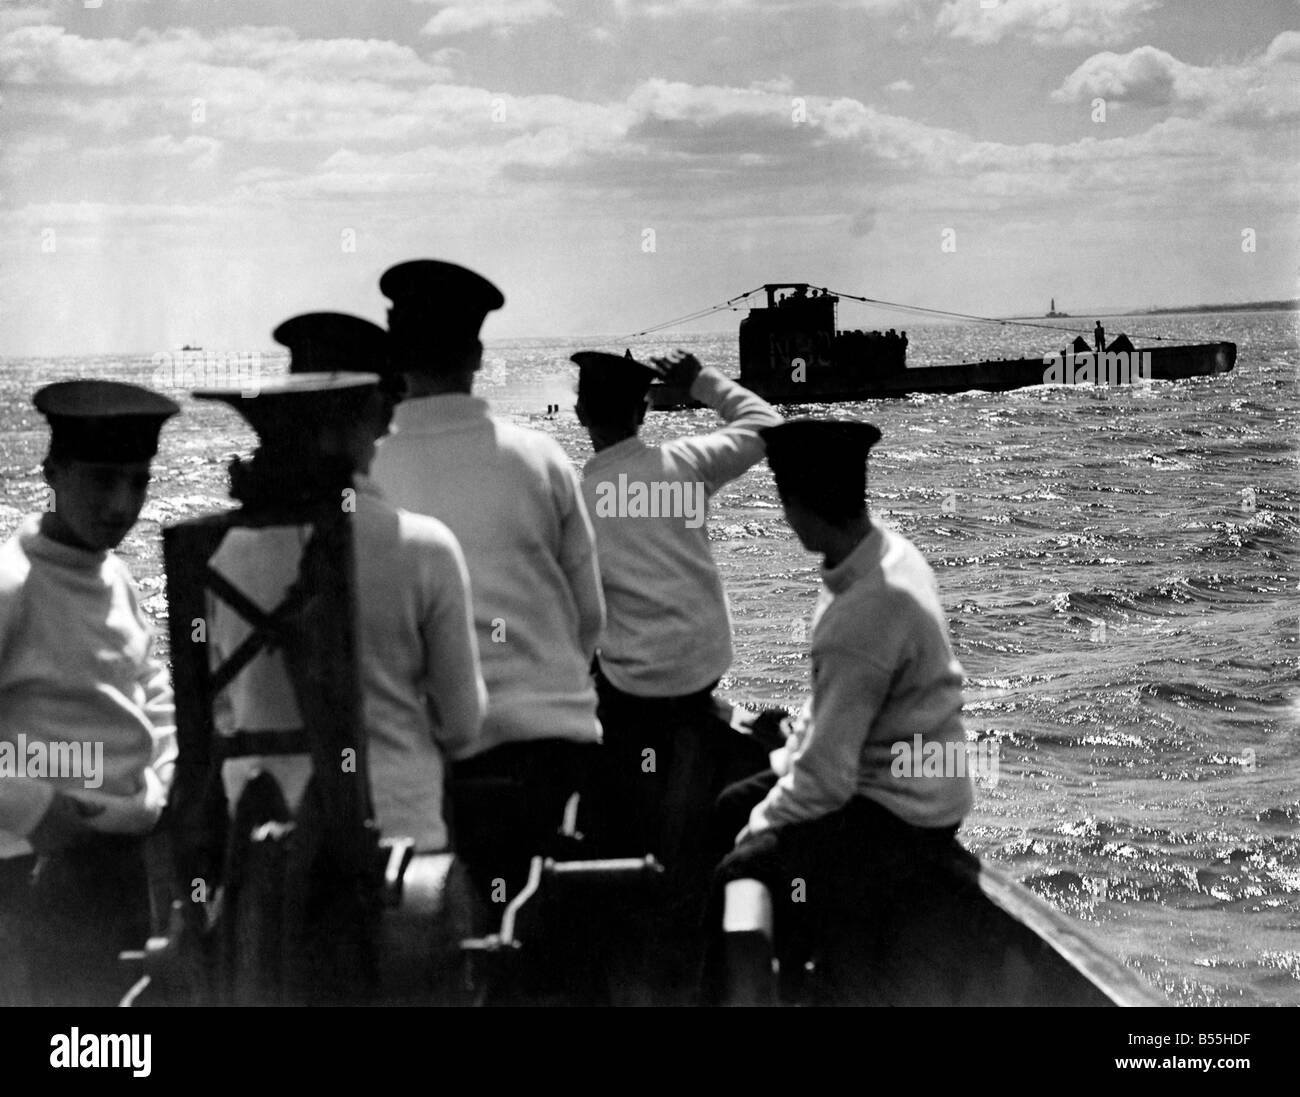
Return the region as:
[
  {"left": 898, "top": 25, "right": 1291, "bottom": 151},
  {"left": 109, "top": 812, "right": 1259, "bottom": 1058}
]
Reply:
[{"left": 0, "top": 0, "right": 1297, "bottom": 354}]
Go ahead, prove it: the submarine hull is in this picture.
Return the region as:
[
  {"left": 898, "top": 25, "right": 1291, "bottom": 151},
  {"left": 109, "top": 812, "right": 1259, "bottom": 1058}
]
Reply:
[{"left": 649, "top": 341, "right": 1237, "bottom": 409}]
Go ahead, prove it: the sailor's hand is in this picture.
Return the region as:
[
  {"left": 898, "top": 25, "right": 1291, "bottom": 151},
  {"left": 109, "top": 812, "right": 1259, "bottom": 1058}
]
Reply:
[
  {"left": 27, "top": 791, "right": 105, "bottom": 854},
  {"left": 80, "top": 769, "right": 167, "bottom": 836},
  {"left": 650, "top": 350, "right": 703, "bottom": 388},
  {"left": 749, "top": 708, "right": 791, "bottom": 754}
]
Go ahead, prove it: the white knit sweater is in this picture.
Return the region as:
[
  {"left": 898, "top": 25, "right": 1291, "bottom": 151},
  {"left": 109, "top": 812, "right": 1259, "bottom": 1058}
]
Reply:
[
  {"left": 581, "top": 367, "right": 781, "bottom": 697},
  {"left": 750, "top": 521, "right": 973, "bottom": 834},
  {"left": 0, "top": 515, "right": 175, "bottom": 858},
  {"left": 373, "top": 394, "right": 605, "bottom": 751}
]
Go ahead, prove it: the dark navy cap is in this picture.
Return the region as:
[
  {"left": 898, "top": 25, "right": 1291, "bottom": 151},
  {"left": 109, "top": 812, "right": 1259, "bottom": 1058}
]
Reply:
[
  {"left": 193, "top": 373, "right": 380, "bottom": 450},
  {"left": 273, "top": 312, "right": 391, "bottom": 376},
  {"left": 34, "top": 380, "right": 180, "bottom": 463},
  {"left": 572, "top": 350, "right": 658, "bottom": 417},
  {"left": 760, "top": 418, "right": 882, "bottom": 520},
  {"left": 380, "top": 259, "right": 504, "bottom": 373}
]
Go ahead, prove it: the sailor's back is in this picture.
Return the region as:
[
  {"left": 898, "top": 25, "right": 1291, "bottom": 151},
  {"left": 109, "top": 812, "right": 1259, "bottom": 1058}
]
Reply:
[
  {"left": 577, "top": 356, "right": 780, "bottom": 698},
  {"left": 790, "top": 522, "right": 971, "bottom": 831},
  {"left": 209, "top": 476, "right": 484, "bottom": 851},
  {"left": 374, "top": 365, "right": 603, "bottom": 751}
]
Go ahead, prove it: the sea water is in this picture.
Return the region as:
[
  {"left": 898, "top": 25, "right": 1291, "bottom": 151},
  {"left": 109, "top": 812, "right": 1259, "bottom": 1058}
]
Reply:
[{"left": 1, "top": 309, "right": 1296, "bottom": 1006}]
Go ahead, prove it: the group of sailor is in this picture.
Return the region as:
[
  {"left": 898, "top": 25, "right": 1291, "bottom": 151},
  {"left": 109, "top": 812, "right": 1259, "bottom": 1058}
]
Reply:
[
  {"left": 850, "top": 327, "right": 908, "bottom": 349},
  {"left": 0, "top": 258, "right": 973, "bottom": 1005}
]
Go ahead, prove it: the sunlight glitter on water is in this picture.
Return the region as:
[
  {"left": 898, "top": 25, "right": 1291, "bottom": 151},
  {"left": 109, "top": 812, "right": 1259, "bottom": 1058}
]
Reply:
[{"left": 1, "top": 310, "right": 1296, "bottom": 1005}]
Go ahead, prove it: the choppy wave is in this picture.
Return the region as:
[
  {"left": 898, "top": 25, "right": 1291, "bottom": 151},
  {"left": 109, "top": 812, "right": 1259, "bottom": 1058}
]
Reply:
[{"left": 1, "top": 310, "right": 1297, "bottom": 1005}]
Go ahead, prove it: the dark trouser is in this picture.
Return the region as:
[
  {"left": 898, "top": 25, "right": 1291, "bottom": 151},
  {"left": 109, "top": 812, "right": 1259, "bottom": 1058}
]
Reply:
[
  {"left": 0, "top": 836, "right": 151, "bottom": 1007},
  {"left": 449, "top": 738, "right": 596, "bottom": 901},
  {"left": 589, "top": 672, "right": 770, "bottom": 1002},
  {"left": 592, "top": 671, "right": 717, "bottom": 862},
  {"left": 590, "top": 669, "right": 769, "bottom": 866},
  {"left": 702, "top": 796, "right": 960, "bottom": 1004},
  {"left": 711, "top": 768, "right": 780, "bottom": 869}
]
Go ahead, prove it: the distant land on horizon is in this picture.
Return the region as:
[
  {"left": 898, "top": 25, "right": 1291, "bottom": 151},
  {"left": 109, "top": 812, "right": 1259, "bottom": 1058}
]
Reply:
[
  {"left": 1125, "top": 298, "right": 1299, "bottom": 316},
  {"left": 1006, "top": 298, "right": 1299, "bottom": 321}
]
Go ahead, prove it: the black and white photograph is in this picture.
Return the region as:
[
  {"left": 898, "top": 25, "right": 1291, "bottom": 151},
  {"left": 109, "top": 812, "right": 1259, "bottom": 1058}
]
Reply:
[{"left": 0, "top": 0, "right": 1295, "bottom": 1067}]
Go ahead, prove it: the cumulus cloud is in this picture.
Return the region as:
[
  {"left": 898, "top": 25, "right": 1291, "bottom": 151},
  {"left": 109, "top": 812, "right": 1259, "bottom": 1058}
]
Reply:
[
  {"left": 1052, "top": 33, "right": 1300, "bottom": 125},
  {"left": 1264, "top": 28, "right": 1300, "bottom": 64},
  {"left": 7, "top": 199, "right": 231, "bottom": 229},
  {"left": 1051, "top": 44, "right": 1193, "bottom": 106},
  {"left": 635, "top": 0, "right": 771, "bottom": 15},
  {"left": 4, "top": 17, "right": 1293, "bottom": 223},
  {"left": 0, "top": 25, "right": 468, "bottom": 149},
  {"left": 630, "top": 0, "right": 909, "bottom": 14},
  {"left": 415, "top": 0, "right": 561, "bottom": 37},
  {"left": 936, "top": 0, "right": 1159, "bottom": 47},
  {"left": 494, "top": 71, "right": 1294, "bottom": 225},
  {"left": 2, "top": 18, "right": 1293, "bottom": 265},
  {"left": 0, "top": 24, "right": 453, "bottom": 87},
  {"left": 886, "top": 79, "right": 914, "bottom": 92},
  {"left": 80, "top": 134, "right": 223, "bottom": 171},
  {"left": 0, "top": 4, "right": 52, "bottom": 34}
]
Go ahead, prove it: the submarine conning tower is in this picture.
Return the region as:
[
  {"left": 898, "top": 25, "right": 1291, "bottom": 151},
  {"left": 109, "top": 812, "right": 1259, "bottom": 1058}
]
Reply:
[
  {"left": 738, "top": 284, "right": 839, "bottom": 393},
  {"left": 738, "top": 284, "right": 906, "bottom": 399}
]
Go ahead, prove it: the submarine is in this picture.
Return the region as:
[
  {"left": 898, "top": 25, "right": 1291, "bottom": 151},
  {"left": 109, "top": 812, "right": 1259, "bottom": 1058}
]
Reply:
[{"left": 648, "top": 284, "right": 1237, "bottom": 409}]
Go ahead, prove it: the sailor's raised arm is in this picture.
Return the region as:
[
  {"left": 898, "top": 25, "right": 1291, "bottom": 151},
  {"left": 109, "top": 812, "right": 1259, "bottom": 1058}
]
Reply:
[
  {"left": 654, "top": 351, "right": 782, "bottom": 493},
  {"left": 421, "top": 533, "right": 487, "bottom": 759}
]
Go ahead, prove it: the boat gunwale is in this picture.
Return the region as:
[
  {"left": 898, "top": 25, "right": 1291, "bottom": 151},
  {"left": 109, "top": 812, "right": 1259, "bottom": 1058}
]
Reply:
[{"left": 964, "top": 858, "right": 1167, "bottom": 1008}]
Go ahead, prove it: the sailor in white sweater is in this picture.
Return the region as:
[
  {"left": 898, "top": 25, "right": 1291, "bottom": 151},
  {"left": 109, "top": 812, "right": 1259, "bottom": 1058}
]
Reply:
[
  {"left": 574, "top": 349, "right": 779, "bottom": 865},
  {"left": 0, "top": 380, "right": 179, "bottom": 1005},
  {"left": 372, "top": 260, "right": 604, "bottom": 894},
  {"left": 705, "top": 418, "right": 973, "bottom": 1001}
]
